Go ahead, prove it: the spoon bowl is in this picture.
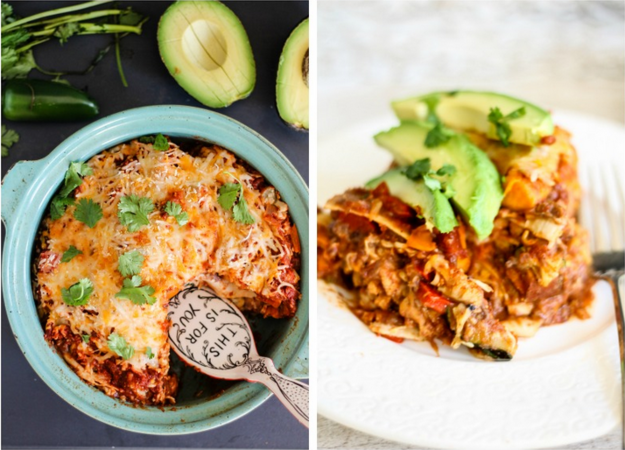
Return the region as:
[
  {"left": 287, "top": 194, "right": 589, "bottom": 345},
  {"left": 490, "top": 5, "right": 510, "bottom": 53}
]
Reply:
[{"left": 168, "top": 286, "right": 309, "bottom": 427}]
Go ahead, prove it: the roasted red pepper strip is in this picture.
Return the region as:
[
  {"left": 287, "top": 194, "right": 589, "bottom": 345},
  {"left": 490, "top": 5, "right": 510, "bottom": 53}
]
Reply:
[{"left": 419, "top": 283, "right": 453, "bottom": 314}]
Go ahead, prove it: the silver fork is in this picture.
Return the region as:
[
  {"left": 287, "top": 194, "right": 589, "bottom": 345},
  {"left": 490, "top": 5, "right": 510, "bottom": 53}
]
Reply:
[{"left": 580, "top": 163, "right": 625, "bottom": 448}]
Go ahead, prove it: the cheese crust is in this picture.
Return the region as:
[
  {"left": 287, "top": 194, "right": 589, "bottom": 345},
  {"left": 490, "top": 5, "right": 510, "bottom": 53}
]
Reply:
[{"left": 34, "top": 139, "right": 301, "bottom": 405}]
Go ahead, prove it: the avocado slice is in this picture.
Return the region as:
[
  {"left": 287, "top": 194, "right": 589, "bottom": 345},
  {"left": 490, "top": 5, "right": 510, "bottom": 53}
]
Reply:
[
  {"left": 366, "top": 168, "right": 458, "bottom": 233},
  {"left": 157, "top": 1, "right": 256, "bottom": 108},
  {"left": 276, "top": 18, "right": 309, "bottom": 131},
  {"left": 374, "top": 122, "right": 503, "bottom": 240},
  {"left": 391, "top": 91, "right": 554, "bottom": 146}
]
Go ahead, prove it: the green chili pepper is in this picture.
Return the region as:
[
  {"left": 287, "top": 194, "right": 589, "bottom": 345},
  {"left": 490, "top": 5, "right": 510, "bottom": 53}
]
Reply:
[{"left": 2, "top": 79, "right": 99, "bottom": 121}]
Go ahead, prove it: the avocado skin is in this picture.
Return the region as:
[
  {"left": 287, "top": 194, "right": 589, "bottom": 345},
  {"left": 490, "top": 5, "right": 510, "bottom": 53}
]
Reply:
[
  {"left": 392, "top": 90, "right": 554, "bottom": 146},
  {"left": 374, "top": 122, "right": 503, "bottom": 240},
  {"left": 276, "top": 18, "right": 309, "bottom": 131},
  {"left": 366, "top": 168, "right": 458, "bottom": 234},
  {"left": 157, "top": 1, "right": 256, "bottom": 109}
]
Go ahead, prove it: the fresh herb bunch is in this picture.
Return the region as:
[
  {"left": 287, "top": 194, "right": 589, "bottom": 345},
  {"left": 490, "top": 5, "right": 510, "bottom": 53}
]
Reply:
[{"left": 1, "top": 1, "right": 147, "bottom": 85}]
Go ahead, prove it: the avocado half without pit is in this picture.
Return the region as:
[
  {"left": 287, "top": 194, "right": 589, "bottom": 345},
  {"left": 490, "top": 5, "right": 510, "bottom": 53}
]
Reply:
[
  {"left": 276, "top": 18, "right": 309, "bottom": 131},
  {"left": 157, "top": 1, "right": 256, "bottom": 109}
]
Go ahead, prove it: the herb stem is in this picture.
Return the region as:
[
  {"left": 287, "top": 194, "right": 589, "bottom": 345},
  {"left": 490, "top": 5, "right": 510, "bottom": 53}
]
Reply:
[
  {"left": 22, "top": 10, "right": 123, "bottom": 29},
  {"left": 15, "top": 38, "right": 50, "bottom": 53},
  {"left": 29, "top": 23, "right": 142, "bottom": 38},
  {"left": 114, "top": 33, "right": 127, "bottom": 88},
  {"left": 2, "top": 0, "right": 116, "bottom": 33}
]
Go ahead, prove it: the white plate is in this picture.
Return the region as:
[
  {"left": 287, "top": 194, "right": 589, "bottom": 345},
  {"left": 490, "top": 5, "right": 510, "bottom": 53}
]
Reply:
[{"left": 317, "top": 110, "right": 623, "bottom": 449}]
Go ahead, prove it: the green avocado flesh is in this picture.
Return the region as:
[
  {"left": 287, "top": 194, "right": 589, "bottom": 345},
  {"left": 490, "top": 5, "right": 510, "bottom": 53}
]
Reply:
[
  {"left": 366, "top": 168, "right": 458, "bottom": 233},
  {"left": 391, "top": 91, "right": 554, "bottom": 146},
  {"left": 374, "top": 122, "right": 503, "bottom": 240},
  {"left": 276, "top": 18, "right": 309, "bottom": 130},
  {"left": 158, "top": 1, "right": 256, "bottom": 108}
]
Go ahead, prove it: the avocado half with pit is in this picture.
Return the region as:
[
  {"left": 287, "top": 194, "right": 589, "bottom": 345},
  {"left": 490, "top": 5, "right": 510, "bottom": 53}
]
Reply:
[
  {"left": 392, "top": 91, "right": 554, "bottom": 146},
  {"left": 276, "top": 18, "right": 309, "bottom": 130},
  {"left": 158, "top": 1, "right": 256, "bottom": 108}
]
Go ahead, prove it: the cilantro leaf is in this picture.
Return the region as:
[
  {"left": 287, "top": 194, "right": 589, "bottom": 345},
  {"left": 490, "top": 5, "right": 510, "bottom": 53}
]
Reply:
[
  {"left": 50, "top": 195, "right": 75, "bottom": 220},
  {"left": 2, "top": 125, "right": 19, "bottom": 157},
  {"left": 53, "top": 22, "right": 81, "bottom": 45},
  {"left": 59, "top": 161, "right": 93, "bottom": 197},
  {"left": 118, "top": 250, "right": 144, "bottom": 277},
  {"left": 232, "top": 196, "right": 255, "bottom": 224},
  {"left": 2, "top": 29, "right": 30, "bottom": 49},
  {"left": 218, "top": 182, "right": 254, "bottom": 225},
  {"left": 164, "top": 201, "right": 189, "bottom": 226},
  {"left": 153, "top": 133, "right": 168, "bottom": 151},
  {"left": 487, "top": 106, "right": 526, "bottom": 147},
  {"left": 218, "top": 183, "right": 241, "bottom": 210},
  {"left": 107, "top": 333, "right": 135, "bottom": 360},
  {"left": 61, "top": 245, "right": 82, "bottom": 263},
  {"left": 424, "top": 123, "right": 452, "bottom": 148},
  {"left": 138, "top": 135, "right": 155, "bottom": 144},
  {"left": 81, "top": 334, "right": 90, "bottom": 343},
  {"left": 61, "top": 278, "right": 94, "bottom": 306},
  {"left": 402, "top": 158, "right": 457, "bottom": 196},
  {"left": 403, "top": 158, "right": 431, "bottom": 180},
  {"left": 1, "top": 2, "right": 14, "bottom": 27},
  {"left": 164, "top": 200, "right": 182, "bottom": 217},
  {"left": 1, "top": 47, "right": 36, "bottom": 80},
  {"left": 74, "top": 198, "right": 103, "bottom": 228},
  {"left": 117, "top": 195, "right": 154, "bottom": 232},
  {"left": 146, "top": 347, "right": 154, "bottom": 359},
  {"left": 115, "top": 275, "right": 156, "bottom": 305},
  {"left": 436, "top": 164, "right": 457, "bottom": 177},
  {"left": 174, "top": 211, "right": 189, "bottom": 226}
]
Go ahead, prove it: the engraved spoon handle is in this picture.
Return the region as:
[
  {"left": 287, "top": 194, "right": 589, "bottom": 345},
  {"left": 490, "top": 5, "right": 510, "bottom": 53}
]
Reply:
[{"left": 244, "top": 356, "right": 309, "bottom": 428}]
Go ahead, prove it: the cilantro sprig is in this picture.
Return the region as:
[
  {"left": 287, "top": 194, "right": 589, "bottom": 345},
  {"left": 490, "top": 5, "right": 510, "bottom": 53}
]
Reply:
[
  {"left": 59, "top": 161, "right": 93, "bottom": 197},
  {"left": 74, "top": 198, "right": 103, "bottom": 228},
  {"left": 81, "top": 334, "right": 90, "bottom": 343},
  {"left": 61, "top": 245, "right": 82, "bottom": 263},
  {"left": 118, "top": 250, "right": 144, "bottom": 277},
  {"left": 218, "top": 182, "right": 255, "bottom": 225},
  {"left": 164, "top": 201, "right": 189, "bottom": 226},
  {"left": 146, "top": 347, "right": 154, "bottom": 359},
  {"left": 487, "top": 106, "right": 526, "bottom": 147},
  {"left": 424, "top": 122, "right": 453, "bottom": 148},
  {"left": 403, "top": 158, "right": 457, "bottom": 198},
  {"left": 118, "top": 195, "right": 154, "bottom": 232},
  {"left": 49, "top": 161, "right": 93, "bottom": 220},
  {"left": 108, "top": 333, "right": 135, "bottom": 360},
  {"left": 138, "top": 133, "right": 168, "bottom": 151},
  {"left": 61, "top": 278, "right": 93, "bottom": 306},
  {"left": 115, "top": 275, "right": 156, "bottom": 305},
  {"left": 2, "top": 125, "right": 19, "bottom": 157},
  {"left": 50, "top": 197, "right": 75, "bottom": 220}
]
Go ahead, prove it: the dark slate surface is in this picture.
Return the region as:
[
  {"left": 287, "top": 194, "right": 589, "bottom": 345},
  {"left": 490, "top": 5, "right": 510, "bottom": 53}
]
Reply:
[{"left": 1, "top": 1, "right": 309, "bottom": 448}]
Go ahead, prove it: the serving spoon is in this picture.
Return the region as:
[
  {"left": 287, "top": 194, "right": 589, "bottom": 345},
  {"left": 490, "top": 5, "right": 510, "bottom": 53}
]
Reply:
[{"left": 167, "top": 286, "right": 309, "bottom": 428}]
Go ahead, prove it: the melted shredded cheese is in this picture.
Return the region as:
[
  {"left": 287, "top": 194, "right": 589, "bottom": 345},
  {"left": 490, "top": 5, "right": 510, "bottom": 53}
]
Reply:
[{"left": 35, "top": 140, "right": 300, "bottom": 399}]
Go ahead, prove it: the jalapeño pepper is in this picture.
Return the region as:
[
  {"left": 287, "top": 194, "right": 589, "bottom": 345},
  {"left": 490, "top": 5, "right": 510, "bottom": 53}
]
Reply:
[{"left": 2, "top": 79, "right": 99, "bottom": 121}]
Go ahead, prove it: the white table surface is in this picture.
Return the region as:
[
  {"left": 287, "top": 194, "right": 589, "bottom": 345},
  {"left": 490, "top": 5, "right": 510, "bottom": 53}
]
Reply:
[{"left": 317, "top": 1, "right": 624, "bottom": 449}]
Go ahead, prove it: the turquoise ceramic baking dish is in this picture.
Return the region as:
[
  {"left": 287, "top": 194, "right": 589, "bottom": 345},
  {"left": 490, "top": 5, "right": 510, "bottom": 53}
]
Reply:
[{"left": 1, "top": 105, "right": 309, "bottom": 434}]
